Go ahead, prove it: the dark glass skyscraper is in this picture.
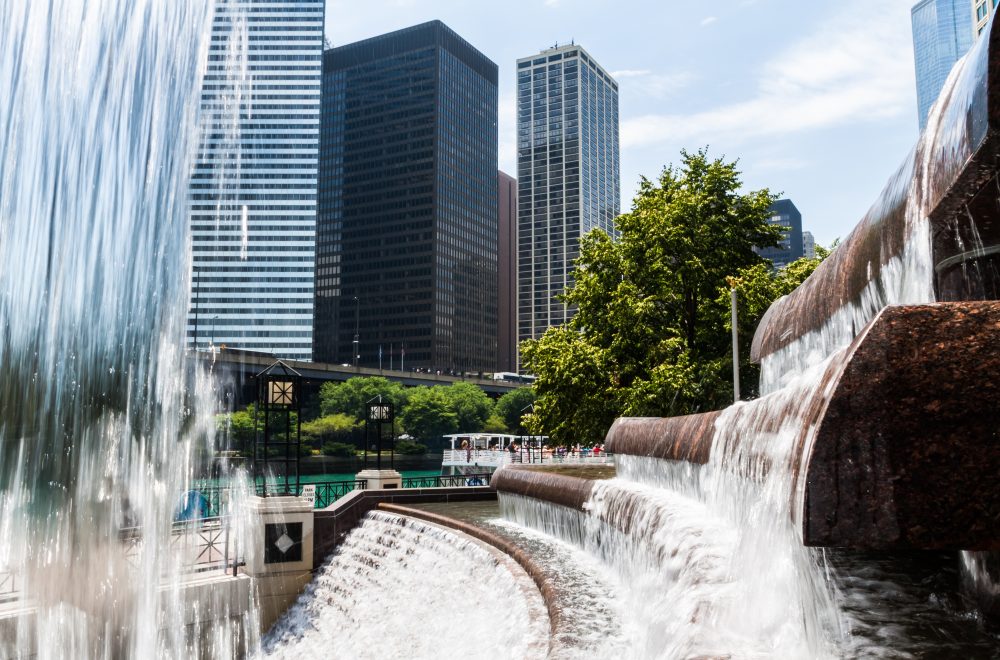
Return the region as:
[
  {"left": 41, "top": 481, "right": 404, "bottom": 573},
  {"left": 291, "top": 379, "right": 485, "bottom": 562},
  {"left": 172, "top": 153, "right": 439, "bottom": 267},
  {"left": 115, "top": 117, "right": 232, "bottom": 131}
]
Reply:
[
  {"left": 314, "top": 21, "right": 498, "bottom": 372},
  {"left": 516, "top": 45, "right": 620, "bottom": 357},
  {"left": 756, "top": 199, "right": 804, "bottom": 269}
]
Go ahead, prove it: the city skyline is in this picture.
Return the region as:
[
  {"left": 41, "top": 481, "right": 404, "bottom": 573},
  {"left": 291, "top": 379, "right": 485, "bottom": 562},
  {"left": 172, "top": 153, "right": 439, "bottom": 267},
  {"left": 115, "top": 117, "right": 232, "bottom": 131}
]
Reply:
[{"left": 325, "top": 0, "right": 927, "bottom": 248}]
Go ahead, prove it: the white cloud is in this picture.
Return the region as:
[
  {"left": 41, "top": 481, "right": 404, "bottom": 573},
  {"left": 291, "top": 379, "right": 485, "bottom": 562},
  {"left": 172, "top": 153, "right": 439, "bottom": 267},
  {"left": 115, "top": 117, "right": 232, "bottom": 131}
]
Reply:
[
  {"left": 611, "top": 69, "right": 695, "bottom": 99},
  {"left": 700, "top": 16, "right": 718, "bottom": 27},
  {"left": 621, "top": 0, "right": 916, "bottom": 148}
]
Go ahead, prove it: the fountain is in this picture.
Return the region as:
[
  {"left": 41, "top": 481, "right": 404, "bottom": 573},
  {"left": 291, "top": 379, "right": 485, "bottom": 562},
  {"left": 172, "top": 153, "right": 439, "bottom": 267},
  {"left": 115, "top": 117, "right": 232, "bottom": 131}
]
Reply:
[
  {"left": 487, "top": 10, "right": 1000, "bottom": 657},
  {"left": 0, "top": 1, "right": 262, "bottom": 656},
  {"left": 602, "top": 10, "right": 1000, "bottom": 552}
]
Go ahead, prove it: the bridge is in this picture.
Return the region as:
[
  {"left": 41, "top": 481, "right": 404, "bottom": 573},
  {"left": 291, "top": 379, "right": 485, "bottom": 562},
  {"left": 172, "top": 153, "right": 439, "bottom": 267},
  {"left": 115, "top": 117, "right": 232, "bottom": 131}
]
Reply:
[{"left": 192, "top": 349, "right": 526, "bottom": 406}]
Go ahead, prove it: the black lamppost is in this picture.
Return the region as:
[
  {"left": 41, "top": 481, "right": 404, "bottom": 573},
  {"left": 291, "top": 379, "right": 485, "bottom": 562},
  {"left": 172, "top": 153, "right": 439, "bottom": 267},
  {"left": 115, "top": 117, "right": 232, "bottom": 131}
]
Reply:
[
  {"left": 210, "top": 315, "right": 219, "bottom": 347},
  {"left": 253, "top": 360, "right": 302, "bottom": 497},
  {"left": 353, "top": 296, "right": 360, "bottom": 370},
  {"left": 365, "top": 395, "right": 395, "bottom": 471}
]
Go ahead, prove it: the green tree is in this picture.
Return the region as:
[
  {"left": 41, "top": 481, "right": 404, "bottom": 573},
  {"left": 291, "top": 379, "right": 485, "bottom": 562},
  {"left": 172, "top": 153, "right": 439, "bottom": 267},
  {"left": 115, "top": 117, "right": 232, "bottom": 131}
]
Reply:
[
  {"left": 215, "top": 403, "right": 302, "bottom": 456},
  {"left": 318, "top": 376, "right": 407, "bottom": 420},
  {"left": 718, "top": 246, "right": 832, "bottom": 397},
  {"left": 398, "top": 386, "right": 458, "bottom": 445},
  {"left": 440, "top": 382, "right": 493, "bottom": 432},
  {"left": 482, "top": 413, "right": 509, "bottom": 433},
  {"left": 215, "top": 404, "right": 257, "bottom": 455},
  {"left": 494, "top": 387, "right": 536, "bottom": 432},
  {"left": 301, "top": 413, "right": 359, "bottom": 449},
  {"left": 522, "top": 149, "right": 784, "bottom": 444}
]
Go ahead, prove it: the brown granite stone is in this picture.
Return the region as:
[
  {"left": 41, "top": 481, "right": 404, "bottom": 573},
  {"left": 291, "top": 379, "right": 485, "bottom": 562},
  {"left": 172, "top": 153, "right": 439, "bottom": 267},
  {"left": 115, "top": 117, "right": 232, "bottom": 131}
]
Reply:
[
  {"left": 604, "top": 413, "right": 719, "bottom": 464},
  {"left": 491, "top": 467, "right": 596, "bottom": 511},
  {"left": 804, "top": 301, "right": 1000, "bottom": 551},
  {"left": 606, "top": 303, "right": 1000, "bottom": 551}
]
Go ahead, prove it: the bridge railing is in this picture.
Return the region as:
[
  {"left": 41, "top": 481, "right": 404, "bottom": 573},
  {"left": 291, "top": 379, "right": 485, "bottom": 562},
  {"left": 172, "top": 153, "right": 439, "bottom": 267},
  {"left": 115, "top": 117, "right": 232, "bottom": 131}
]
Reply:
[{"left": 120, "top": 516, "right": 244, "bottom": 577}]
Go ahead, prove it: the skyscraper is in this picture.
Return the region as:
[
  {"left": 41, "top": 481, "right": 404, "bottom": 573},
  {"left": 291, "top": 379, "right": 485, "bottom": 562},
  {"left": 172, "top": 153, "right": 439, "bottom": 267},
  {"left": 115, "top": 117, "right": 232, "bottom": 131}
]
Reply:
[
  {"left": 314, "top": 21, "right": 499, "bottom": 373},
  {"left": 498, "top": 171, "right": 518, "bottom": 373},
  {"left": 802, "top": 230, "right": 816, "bottom": 260},
  {"left": 756, "top": 199, "right": 804, "bottom": 269},
  {"left": 516, "top": 44, "right": 620, "bottom": 357},
  {"left": 187, "top": 0, "right": 324, "bottom": 360},
  {"left": 973, "top": 0, "right": 998, "bottom": 37},
  {"left": 911, "top": 0, "right": 974, "bottom": 131}
]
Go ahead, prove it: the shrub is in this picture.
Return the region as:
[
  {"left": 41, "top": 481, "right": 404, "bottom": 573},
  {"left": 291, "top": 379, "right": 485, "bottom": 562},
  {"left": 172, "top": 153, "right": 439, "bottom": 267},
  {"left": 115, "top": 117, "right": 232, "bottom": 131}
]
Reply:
[
  {"left": 394, "top": 439, "right": 428, "bottom": 455},
  {"left": 321, "top": 441, "right": 356, "bottom": 457}
]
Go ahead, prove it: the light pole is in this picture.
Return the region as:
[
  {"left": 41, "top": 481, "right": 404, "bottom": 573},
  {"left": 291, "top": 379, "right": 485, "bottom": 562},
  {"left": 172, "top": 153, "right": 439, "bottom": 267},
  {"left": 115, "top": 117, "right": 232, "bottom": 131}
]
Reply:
[
  {"left": 353, "top": 296, "right": 360, "bottom": 370},
  {"left": 210, "top": 315, "right": 219, "bottom": 348}
]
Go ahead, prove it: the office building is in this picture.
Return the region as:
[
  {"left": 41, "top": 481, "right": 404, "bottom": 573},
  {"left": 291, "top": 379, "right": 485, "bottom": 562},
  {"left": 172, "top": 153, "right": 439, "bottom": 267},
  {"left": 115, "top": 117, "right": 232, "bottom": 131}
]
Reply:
[
  {"left": 802, "top": 230, "right": 816, "bottom": 260},
  {"left": 187, "top": 0, "right": 324, "bottom": 360},
  {"left": 974, "top": 0, "right": 998, "bottom": 36},
  {"left": 756, "top": 199, "right": 804, "bottom": 269},
  {"left": 498, "top": 171, "right": 517, "bottom": 373},
  {"left": 314, "top": 21, "right": 499, "bottom": 372},
  {"left": 911, "top": 0, "right": 974, "bottom": 131},
  {"left": 516, "top": 44, "right": 620, "bottom": 353}
]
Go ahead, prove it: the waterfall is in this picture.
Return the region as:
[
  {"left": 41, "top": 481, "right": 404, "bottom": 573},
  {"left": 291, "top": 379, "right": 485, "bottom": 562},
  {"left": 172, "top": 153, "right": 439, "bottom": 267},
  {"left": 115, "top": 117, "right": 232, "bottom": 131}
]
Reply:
[
  {"left": 0, "top": 1, "right": 259, "bottom": 656},
  {"left": 262, "top": 511, "right": 548, "bottom": 659}
]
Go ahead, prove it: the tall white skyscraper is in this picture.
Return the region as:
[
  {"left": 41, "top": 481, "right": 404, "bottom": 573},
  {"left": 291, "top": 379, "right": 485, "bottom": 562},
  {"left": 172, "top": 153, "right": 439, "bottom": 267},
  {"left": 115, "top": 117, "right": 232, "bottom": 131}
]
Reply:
[
  {"left": 516, "top": 44, "right": 620, "bottom": 358},
  {"left": 187, "top": 0, "right": 324, "bottom": 360}
]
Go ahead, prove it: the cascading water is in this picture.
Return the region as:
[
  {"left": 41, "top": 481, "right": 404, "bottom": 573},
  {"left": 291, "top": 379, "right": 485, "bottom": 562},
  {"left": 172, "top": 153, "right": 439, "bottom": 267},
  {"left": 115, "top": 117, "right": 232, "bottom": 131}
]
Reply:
[
  {"left": 0, "top": 1, "right": 259, "bottom": 656},
  {"left": 499, "top": 25, "right": 1000, "bottom": 660},
  {"left": 262, "top": 511, "right": 549, "bottom": 659}
]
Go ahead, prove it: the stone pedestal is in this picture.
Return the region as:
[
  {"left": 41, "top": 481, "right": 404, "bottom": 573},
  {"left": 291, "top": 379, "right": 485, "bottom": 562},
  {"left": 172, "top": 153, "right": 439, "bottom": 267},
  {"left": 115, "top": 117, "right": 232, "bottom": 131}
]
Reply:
[
  {"left": 355, "top": 468, "right": 402, "bottom": 490},
  {"left": 243, "top": 495, "right": 314, "bottom": 631}
]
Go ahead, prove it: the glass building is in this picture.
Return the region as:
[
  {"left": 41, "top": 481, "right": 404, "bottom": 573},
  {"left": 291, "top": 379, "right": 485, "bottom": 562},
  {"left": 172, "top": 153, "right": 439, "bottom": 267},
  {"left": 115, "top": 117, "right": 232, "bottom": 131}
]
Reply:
[
  {"left": 314, "top": 21, "right": 498, "bottom": 372},
  {"left": 974, "top": 0, "right": 999, "bottom": 37},
  {"left": 187, "top": 0, "right": 324, "bottom": 361},
  {"left": 802, "top": 230, "right": 816, "bottom": 260},
  {"left": 516, "top": 44, "right": 620, "bottom": 357},
  {"left": 756, "top": 199, "right": 804, "bottom": 269},
  {"left": 911, "top": 0, "right": 973, "bottom": 131}
]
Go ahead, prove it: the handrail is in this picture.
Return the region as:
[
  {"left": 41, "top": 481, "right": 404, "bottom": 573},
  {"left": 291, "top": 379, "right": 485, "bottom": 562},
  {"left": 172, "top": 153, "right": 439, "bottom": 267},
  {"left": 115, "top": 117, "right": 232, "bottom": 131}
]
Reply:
[{"left": 400, "top": 473, "right": 492, "bottom": 488}]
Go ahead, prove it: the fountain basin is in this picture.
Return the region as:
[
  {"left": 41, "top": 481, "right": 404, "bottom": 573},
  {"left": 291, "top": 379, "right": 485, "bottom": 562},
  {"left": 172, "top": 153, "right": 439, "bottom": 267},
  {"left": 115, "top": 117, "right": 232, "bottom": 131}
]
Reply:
[{"left": 607, "top": 302, "right": 1000, "bottom": 551}]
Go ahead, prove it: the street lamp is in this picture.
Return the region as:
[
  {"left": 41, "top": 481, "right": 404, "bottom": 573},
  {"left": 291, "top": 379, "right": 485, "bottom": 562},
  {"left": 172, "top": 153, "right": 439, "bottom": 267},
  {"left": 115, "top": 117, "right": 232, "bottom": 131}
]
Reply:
[
  {"left": 253, "top": 360, "right": 302, "bottom": 497},
  {"left": 210, "top": 315, "right": 219, "bottom": 348},
  {"left": 353, "top": 296, "right": 360, "bottom": 369}
]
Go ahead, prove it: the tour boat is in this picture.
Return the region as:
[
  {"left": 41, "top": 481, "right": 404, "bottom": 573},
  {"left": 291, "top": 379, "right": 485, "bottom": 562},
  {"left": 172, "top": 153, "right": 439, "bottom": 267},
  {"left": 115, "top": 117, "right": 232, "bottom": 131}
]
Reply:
[{"left": 440, "top": 433, "right": 612, "bottom": 478}]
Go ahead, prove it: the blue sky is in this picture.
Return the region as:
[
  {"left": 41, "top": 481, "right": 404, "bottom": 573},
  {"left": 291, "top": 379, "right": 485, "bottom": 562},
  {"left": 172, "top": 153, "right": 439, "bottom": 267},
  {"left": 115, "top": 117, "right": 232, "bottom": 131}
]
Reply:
[{"left": 325, "top": 0, "right": 923, "bottom": 247}]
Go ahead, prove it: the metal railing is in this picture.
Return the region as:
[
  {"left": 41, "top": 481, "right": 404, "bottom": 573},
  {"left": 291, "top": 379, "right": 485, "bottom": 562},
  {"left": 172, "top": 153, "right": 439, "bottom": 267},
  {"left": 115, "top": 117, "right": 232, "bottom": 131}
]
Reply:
[
  {"left": 309, "top": 479, "right": 368, "bottom": 508},
  {"left": 443, "top": 448, "right": 613, "bottom": 466},
  {"left": 193, "top": 472, "right": 491, "bottom": 519},
  {"left": 400, "top": 473, "right": 492, "bottom": 488},
  {"left": 120, "top": 517, "right": 244, "bottom": 577},
  {"left": 0, "top": 569, "right": 16, "bottom": 604}
]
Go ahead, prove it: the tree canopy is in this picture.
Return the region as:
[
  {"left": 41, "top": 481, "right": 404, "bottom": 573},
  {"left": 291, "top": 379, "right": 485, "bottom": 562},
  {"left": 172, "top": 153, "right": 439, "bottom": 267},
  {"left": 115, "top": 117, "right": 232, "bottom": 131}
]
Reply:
[
  {"left": 318, "top": 376, "right": 407, "bottom": 420},
  {"left": 398, "top": 386, "right": 459, "bottom": 444},
  {"left": 521, "top": 149, "right": 818, "bottom": 444},
  {"left": 440, "top": 382, "right": 493, "bottom": 432},
  {"left": 494, "top": 387, "right": 536, "bottom": 432}
]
